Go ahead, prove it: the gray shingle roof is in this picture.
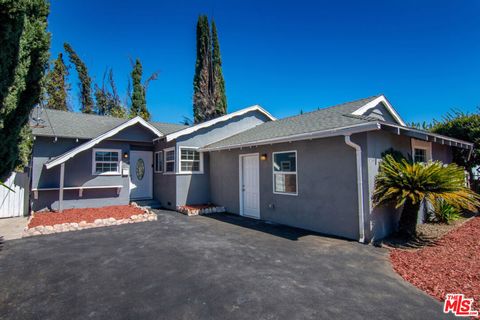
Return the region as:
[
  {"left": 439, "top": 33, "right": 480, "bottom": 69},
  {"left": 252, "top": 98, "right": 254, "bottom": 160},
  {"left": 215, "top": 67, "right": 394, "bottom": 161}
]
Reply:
[
  {"left": 203, "top": 95, "right": 381, "bottom": 150},
  {"left": 30, "top": 108, "right": 187, "bottom": 139}
]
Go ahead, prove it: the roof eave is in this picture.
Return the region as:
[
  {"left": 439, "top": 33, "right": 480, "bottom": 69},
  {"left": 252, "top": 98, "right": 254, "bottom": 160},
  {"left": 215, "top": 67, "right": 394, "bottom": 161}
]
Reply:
[
  {"left": 165, "top": 105, "right": 276, "bottom": 142},
  {"left": 200, "top": 122, "right": 381, "bottom": 152}
]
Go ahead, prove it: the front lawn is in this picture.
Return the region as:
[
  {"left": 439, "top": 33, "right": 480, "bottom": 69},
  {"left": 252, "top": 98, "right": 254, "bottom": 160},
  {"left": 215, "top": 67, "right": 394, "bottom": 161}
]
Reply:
[{"left": 390, "top": 216, "right": 480, "bottom": 312}]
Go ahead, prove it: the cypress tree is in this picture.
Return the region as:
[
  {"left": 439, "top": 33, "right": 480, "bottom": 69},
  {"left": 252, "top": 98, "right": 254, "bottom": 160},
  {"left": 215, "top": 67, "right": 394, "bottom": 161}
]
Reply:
[
  {"left": 211, "top": 20, "right": 227, "bottom": 117},
  {"left": 63, "top": 42, "right": 94, "bottom": 114},
  {"left": 193, "top": 16, "right": 227, "bottom": 123},
  {"left": 45, "top": 52, "right": 70, "bottom": 111},
  {"left": 193, "top": 15, "right": 213, "bottom": 123},
  {"left": 0, "top": 0, "right": 50, "bottom": 179},
  {"left": 129, "top": 58, "right": 150, "bottom": 120}
]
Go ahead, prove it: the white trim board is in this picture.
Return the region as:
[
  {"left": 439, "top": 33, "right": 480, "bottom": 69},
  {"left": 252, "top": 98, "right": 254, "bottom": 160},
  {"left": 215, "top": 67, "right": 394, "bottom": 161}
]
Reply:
[
  {"left": 164, "top": 105, "right": 276, "bottom": 142},
  {"left": 45, "top": 117, "right": 164, "bottom": 170},
  {"left": 351, "top": 95, "right": 406, "bottom": 126}
]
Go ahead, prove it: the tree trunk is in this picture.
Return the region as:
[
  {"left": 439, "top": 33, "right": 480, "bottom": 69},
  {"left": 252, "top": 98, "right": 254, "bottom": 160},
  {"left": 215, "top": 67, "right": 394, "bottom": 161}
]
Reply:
[{"left": 398, "top": 199, "right": 421, "bottom": 237}]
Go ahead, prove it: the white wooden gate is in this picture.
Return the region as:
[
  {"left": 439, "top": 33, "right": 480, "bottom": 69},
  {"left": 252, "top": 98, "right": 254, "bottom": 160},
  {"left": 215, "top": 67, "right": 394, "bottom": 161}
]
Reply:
[{"left": 0, "top": 172, "right": 29, "bottom": 218}]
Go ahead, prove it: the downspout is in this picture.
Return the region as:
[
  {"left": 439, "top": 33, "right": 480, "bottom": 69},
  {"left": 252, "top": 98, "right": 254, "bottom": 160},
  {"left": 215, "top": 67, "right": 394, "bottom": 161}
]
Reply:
[{"left": 344, "top": 135, "right": 365, "bottom": 243}]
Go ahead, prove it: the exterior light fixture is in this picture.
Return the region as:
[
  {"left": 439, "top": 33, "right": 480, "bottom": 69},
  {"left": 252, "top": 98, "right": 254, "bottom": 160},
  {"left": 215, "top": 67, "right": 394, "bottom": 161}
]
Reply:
[
  {"left": 260, "top": 154, "right": 267, "bottom": 161},
  {"left": 123, "top": 152, "right": 129, "bottom": 159}
]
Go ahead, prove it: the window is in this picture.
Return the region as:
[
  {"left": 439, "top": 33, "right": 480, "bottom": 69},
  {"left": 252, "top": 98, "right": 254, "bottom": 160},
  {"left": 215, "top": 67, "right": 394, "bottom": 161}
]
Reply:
[
  {"left": 411, "top": 139, "right": 432, "bottom": 163},
  {"left": 414, "top": 148, "right": 427, "bottom": 163},
  {"left": 273, "top": 151, "right": 297, "bottom": 195},
  {"left": 179, "top": 147, "right": 202, "bottom": 173},
  {"left": 154, "top": 151, "right": 163, "bottom": 173},
  {"left": 92, "top": 149, "right": 121, "bottom": 175},
  {"left": 164, "top": 148, "right": 175, "bottom": 173}
]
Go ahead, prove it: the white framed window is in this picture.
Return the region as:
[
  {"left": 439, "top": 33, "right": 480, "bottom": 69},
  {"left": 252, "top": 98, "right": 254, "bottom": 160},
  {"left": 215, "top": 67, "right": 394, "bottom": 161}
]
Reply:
[
  {"left": 179, "top": 147, "right": 203, "bottom": 174},
  {"left": 272, "top": 151, "right": 297, "bottom": 195},
  {"left": 92, "top": 148, "right": 121, "bottom": 175},
  {"left": 154, "top": 151, "right": 163, "bottom": 173},
  {"left": 164, "top": 147, "right": 175, "bottom": 173},
  {"left": 411, "top": 139, "right": 432, "bottom": 163}
]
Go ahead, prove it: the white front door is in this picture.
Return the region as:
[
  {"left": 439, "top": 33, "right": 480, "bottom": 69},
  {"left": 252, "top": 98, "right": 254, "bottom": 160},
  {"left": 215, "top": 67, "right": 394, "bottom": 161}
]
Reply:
[
  {"left": 240, "top": 154, "right": 260, "bottom": 218},
  {"left": 130, "top": 151, "right": 153, "bottom": 200}
]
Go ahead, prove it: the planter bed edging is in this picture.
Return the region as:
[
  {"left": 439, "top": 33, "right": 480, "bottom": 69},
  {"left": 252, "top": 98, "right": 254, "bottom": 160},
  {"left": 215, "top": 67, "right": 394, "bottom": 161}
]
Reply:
[{"left": 23, "top": 210, "right": 157, "bottom": 237}]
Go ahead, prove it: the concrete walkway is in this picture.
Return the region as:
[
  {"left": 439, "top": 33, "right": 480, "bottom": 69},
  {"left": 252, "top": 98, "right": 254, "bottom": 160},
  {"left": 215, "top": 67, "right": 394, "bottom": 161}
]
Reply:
[
  {"left": 0, "top": 210, "right": 451, "bottom": 320},
  {"left": 0, "top": 216, "right": 27, "bottom": 241}
]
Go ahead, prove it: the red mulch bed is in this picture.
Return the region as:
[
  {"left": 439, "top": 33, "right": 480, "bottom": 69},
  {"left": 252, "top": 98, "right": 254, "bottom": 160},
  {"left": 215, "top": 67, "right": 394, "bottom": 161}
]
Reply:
[
  {"left": 179, "top": 204, "right": 215, "bottom": 210},
  {"left": 390, "top": 216, "right": 480, "bottom": 313},
  {"left": 28, "top": 205, "right": 144, "bottom": 228}
]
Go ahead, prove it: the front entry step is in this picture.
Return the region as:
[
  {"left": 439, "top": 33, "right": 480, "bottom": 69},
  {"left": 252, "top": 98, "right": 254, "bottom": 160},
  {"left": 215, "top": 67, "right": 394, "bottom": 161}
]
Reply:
[{"left": 132, "top": 199, "right": 162, "bottom": 209}]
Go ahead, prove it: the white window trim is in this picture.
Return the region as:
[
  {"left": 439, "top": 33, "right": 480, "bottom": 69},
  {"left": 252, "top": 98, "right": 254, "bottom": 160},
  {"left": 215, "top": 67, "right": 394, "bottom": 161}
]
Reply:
[
  {"left": 411, "top": 138, "right": 432, "bottom": 162},
  {"left": 178, "top": 146, "right": 204, "bottom": 174},
  {"left": 163, "top": 147, "right": 176, "bottom": 175},
  {"left": 272, "top": 150, "right": 298, "bottom": 196},
  {"left": 92, "top": 148, "right": 122, "bottom": 176},
  {"left": 154, "top": 151, "right": 163, "bottom": 173}
]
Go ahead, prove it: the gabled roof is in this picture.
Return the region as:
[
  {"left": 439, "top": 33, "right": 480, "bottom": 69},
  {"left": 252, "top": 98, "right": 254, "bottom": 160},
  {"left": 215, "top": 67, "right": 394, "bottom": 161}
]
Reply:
[
  {"left": 201, "top": 95, "right": 473, "bottom": 152},
  {"left": 201, "top": 96, "right": 382, "bottom": 151},
  {"left": 164, "top": 105, "right": 276, "bottom": 142},
  {"left": 45, "top": 116, "right": 165, "bottom": 169},
  {"left": 30, "top": 108, "right": 187, "bottom": 139}
]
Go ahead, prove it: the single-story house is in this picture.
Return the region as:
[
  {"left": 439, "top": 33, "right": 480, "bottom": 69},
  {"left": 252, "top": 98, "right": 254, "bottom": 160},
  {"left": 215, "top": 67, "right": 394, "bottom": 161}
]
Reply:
[{"left": 29, "top": 95, "right": 473, "bottom": 242}]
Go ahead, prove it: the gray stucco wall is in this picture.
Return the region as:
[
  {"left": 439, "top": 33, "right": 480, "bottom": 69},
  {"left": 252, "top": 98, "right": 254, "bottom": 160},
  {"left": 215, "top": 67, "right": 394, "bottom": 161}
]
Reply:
[
  {"left": 152, "top": 110, "right": 271, "bottom": 209},
  {"left": 32, "top": 137, "right": 131, "bottom": 211},
  {"left": 209, "top": 137, "right": 361, "bottom": 240}
]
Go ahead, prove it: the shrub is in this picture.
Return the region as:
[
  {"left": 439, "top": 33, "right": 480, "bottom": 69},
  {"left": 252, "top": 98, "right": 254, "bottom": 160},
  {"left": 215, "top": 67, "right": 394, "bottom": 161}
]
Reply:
[{"left": 429, "top": 199, "right": 461, "bottom": 224}]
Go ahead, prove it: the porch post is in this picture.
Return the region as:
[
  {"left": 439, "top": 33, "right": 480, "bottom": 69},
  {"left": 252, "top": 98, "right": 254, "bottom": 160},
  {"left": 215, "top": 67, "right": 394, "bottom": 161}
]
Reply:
[{"left": 59, "top": 163, "right": 65, "bottom": 212}]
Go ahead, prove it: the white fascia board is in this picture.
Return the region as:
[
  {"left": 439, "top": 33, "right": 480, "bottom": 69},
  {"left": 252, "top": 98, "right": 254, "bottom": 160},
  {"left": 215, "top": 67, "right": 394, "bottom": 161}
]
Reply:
[
  {"left": 45, "top": 117, "right": 164, "bottom": 169},
  {"left": 201, "top": 122, "right": 381, "bottom": 152},
  {"left": 380, "top": 122, "right": 474, "bottom": 149},
  {"left": 351, "top": 95, "right": 406, "bottom": 126},
  {"left": 165, "top": 105, "right": 276, "bottom": 142}
]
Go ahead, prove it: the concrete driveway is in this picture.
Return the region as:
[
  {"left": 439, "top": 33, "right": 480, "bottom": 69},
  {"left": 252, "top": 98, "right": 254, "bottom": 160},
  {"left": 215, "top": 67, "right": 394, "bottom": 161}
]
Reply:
[{"left": 0, "top": 210, "right": 450, "bottom": 320}]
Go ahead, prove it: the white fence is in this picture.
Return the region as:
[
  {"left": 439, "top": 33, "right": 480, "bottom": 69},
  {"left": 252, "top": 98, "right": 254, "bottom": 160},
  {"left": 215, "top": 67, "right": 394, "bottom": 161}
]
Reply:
[{"left": 0, "top": 172, "right": 29, "bottom": 218}]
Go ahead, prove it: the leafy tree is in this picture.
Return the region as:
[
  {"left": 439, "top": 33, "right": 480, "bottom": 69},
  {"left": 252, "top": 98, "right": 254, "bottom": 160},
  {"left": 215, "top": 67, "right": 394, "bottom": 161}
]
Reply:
[
  {"left": 44, "top": 52, "right": 70, "bottom": 111},
  {"left": 63, "top": 42, "right": 94, "bottom": 114},
  {"left": 373, "top": 155, "right": 480, "bottom": 237},
  {"left": 211, "top": 20, "right": 227, "bottom": 117},
  {"left": 193, "top": 15, "right": 214, "bottom": 123},
  {"left": 94, "top": 68, "right": 127, "bottom": 118},
  {"left": 430, "top": 110, "right": 480, "bottom": 185},
  {"left": 0, "top": 0, "right": 50, "bottom": 179},
  {"left": 129, "top": 58, "right": 154, "bottom": 120}
]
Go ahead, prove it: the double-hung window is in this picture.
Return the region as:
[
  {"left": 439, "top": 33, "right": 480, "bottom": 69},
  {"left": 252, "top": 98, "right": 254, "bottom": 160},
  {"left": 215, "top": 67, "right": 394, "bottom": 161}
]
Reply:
[
  {"left": 154, "top": 151, "right": 163, "bottom": 173},
  {"left": 92, "top": 149, "right": 121, "bottom": 175},
  {"left": 164, "top": 148, "right": 175, "bottom": 173},
  {"left": 273, "top": 151, "right": 297, "bottom": 195},
  {"left": 179, "top": 147, "right": 202, "bottom": 173}
]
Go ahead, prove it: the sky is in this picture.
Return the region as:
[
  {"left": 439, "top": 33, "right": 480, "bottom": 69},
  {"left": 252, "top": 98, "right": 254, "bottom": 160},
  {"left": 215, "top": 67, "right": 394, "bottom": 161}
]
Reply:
[{"left": 48, "top": 0, "right": 480, "bottom": 124}]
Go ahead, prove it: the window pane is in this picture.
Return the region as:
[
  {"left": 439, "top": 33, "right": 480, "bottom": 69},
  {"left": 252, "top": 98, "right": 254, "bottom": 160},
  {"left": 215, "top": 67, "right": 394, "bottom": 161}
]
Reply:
[
  {"left": 166, "top": 162, "right": 174, "bottom": 172},
  {"left": 155, "top": 152, "right": 163, "bottom": 171},
  {"left": 180, "top": 160, "right": 200, "bottom": 172},
  {"left": 274, "top": 173, "right": 297, "bottom": 194},
  {"left": 273, "top": 152, "right": 296, "bottom": 172},
  {"left": 166, "top": 150, "right": 175, "bottom": 161},
  {"left": 414, "top": 149, "right": 426, "bottom": 163}
]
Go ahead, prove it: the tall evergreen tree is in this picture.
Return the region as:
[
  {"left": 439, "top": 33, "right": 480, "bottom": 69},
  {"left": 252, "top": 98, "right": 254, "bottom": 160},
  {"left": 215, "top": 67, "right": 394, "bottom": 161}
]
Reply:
[
  {"left": 0, "top": 0, "right": 50, "bottom": 179},
  {"left": 129, "top": 58, "right": 150, "bottom": 120},
  {"left": 63, "top": 42, "right": 94, "bottom": 114},
  {"left": 211, "top": 20, "right": 227, "bottom": 117},
  {"left": 193, "top": 15, "right": 213, "bottom": 123},
  {"left": 192, "top": 16, "right": 227, "bottom": 123},
  {"left": 45, "top": 53, "right": 70, "bottom": 111}
]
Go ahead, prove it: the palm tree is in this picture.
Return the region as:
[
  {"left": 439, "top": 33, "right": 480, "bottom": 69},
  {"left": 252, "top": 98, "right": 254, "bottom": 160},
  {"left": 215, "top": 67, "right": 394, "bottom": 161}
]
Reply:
[{"left": 372, "top": 155, "right": 480, "bottom": 237}]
